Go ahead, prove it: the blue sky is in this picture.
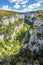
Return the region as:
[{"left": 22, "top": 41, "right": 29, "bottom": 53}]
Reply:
[{"left": 0, "top": 0, "right": 43, "bottom": 12}]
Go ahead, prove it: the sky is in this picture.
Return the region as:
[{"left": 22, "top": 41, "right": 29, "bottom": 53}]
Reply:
[{"left": 0, "top": 0, "right": 43, "bottom": 12}]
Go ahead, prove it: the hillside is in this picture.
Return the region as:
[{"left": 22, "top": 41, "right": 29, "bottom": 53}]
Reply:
[
  {"left": 0, "top": 10, "right": 23, "bottom": 56},
  {"left": 0, "top": 10, "right": 43, "bottom": 65},
  {"left": 0, "top": 10, "right": 30, "bottom": 63},
  {"left": 0, "top": 10, "right": 23, "bottom": 16}
]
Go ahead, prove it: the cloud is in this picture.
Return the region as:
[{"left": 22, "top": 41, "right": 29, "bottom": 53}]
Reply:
[
  {"left": 21, "top": 0, "right": 29, "bottom": 4},
  {"left": 35, "top": 0, "right": 43, "bottom": 3},
  {"left": 8, "top": 0, "right": 29, "bottom": 4},
  {"left": 8, "top": 0, "right": 22, "bottom": 3},
  {"left": 0, "top": 0, "right": 42, "bottom": 12},
  {"left": 22, "top": 5, "right": 26, "bottom": 7},
  {"left": 28, "top": 2, "right": 40, "bottom": 9},
  {"left": 19, "top": 2, "right": 41, "bottom": 12},
  {"left": 13, "top": 3, "right": 20, "bottom": 9},
  {"left": 0, "top": 5, "right": 11, "bottom": 10}
]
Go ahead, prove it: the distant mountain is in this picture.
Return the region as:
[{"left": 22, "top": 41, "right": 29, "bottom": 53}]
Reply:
[
  {"left": 24, "top": 10, "right": 43, "bottom": 14},
  {"left": 0, "top": 10, "right": 24, "bottom": 17}
]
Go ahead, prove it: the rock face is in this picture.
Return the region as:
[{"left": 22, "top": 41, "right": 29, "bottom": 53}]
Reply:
[
  {"left": 2, "top": 17, "right": 9, "bottom": 25},
  {"left": 16, "top": 14, "right": 24, "bottom": 20},
  {"left": 25, "top": 13, "right": 39, "bottom": 22},
  {"left": 0, "top": 34, "right": 4, "bottom": 41},
  {"left": 2, "top": 16, "right": 18, "bottom": 25},
  {"left": 33, "top": 18, "right": 43, "bottom": 28},
  {"left": 10, "top": 23, "right": 23, "bottom": 41},
  {"left": 25, "top": 12, "right": 43, "bottom": 29},
  {"left": 0, "top": 23, "right": 24, "bottom": 41},
  {"left": 9, "top": 16, "right": 16, "bottom": 24},
  {"left": 0, "top": 13, "right": 24, "bottom": 41},
  {"left": 1, "top": 14, "right": 24, "bottom": 25},
  {"left": 28, "top": 25, "right": 43, "bottom": 52}
]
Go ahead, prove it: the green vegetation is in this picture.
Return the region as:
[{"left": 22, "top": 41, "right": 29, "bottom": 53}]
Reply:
[
  {"left": 0, "top": 10, "right": 43, "bottom": 65},
  {"left": 0, "top": 21, "right": 31, "bottom": 65},
  {"left": 0, "top": 10, "right": 25, "bottom": 60},
  {"left": 0, "top": 17, "right": 30, "bottom": 60},
  {"left": 0, "top": 10, "right": 23, "bottom": 17},
  {"left": 38, "top": 14, "right": 43, "bottom": 20},
  {"left": 0, "top": 20, "right": 23, "bottom": 34}
]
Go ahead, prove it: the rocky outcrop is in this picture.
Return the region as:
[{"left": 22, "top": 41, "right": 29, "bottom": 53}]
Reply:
[
  {"left": 10, "top": 23, "right": 24, "bottom": 41},
  {"left": 0, "top": 34, "right": 4, "bottom": 41},
  {"left": 28, "top": 25, "right": 43, "bottom": 52},
  {"left": 25, "top": 13, "right": 39, "bottom": 22},
  {"left": 33, "top": 18, "right": 43, "bottom": 28},
  {"left": 1, "top": 14, "right": 24, "bottom": 25},
  {"left": 0, "top": 14, "right": 24, "bottom": 41},
  {"left": 2, "top": 17, "right": 9, "bottom": 25},
  {"left": 16, "top": 14, "right": 24, "bottom": 20},
  {"left": 2, "top": 16, "right": 19, "bottom": 25}
]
